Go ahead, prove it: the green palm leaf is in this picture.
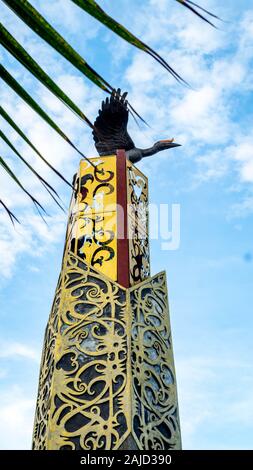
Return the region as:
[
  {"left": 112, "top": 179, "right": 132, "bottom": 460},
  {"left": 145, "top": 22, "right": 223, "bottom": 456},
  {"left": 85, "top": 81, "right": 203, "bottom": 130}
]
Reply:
[
  {"left": 0, "top": 199, "right": 20, "bottom": 225},
  {"left": 72, "top": 0, "right": 219, "bottom": 80},
  {"left": 0, "top": 23, "right": 93, "bottom": 128},
  {"left": 2, "top": 0, "right": 113, "bottom": 93},
  {"left": 0, "top": 130, "right": 65, "bottom": 212},
  {"left": 1, "top": 65, "right": 98, "bottom": 170},
  {"left": 0, "top": 0, "right": 219, "bottom": 225},
  {"left": 0, "top": 153, "right": 46, "bottom": 217},
  {"left": 71, "top": 0, "right": 184, "bottom": 83},
  {"left": 2, "top": 0, "right": 219, "bottom": 93},
  {"left": 176, "top": 0, "right": 220, "bottom": 27},
  {"left": 0, "top": 106, "right": 72, "bottom": 188}
]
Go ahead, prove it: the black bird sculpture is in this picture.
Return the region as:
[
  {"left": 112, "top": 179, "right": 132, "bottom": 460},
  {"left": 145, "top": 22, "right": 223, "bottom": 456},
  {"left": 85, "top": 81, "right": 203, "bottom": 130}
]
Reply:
[{"left": 93, "top": 89, "right": 180, "bottom": 163}]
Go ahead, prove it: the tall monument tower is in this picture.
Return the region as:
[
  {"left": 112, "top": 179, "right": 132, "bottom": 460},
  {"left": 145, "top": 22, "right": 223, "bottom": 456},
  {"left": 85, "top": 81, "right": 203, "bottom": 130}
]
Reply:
[{"left": 32, "top": 149, "right": 181, "bottom": 450}]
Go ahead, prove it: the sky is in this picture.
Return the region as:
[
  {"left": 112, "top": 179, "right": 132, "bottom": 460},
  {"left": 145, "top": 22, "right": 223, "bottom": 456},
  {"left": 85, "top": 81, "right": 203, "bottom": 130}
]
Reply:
[{"left": 0, "top": 0, "right": 253, "bottom": 450}]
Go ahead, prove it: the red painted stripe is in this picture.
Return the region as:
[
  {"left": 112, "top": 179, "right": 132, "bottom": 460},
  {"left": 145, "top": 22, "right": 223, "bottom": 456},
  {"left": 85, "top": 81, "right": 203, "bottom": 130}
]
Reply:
[{"left": 116, "top": 150, "right": 129, "bottom": 288}]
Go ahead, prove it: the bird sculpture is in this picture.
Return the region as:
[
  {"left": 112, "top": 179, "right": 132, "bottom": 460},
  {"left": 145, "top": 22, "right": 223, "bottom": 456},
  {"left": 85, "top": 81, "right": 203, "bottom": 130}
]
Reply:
[{"left": 93, "top": 89, "right": 180, "bottom": 163}]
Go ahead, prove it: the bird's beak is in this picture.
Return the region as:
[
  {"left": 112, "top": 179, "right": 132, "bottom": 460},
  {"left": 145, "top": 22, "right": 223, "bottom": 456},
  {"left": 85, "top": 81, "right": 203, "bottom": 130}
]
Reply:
[
  {"left": 167, "top": 143, "right": 181, "bottom": 148},
  {"left": 159, "top": 138, "right": 181, "bottom": 148}
]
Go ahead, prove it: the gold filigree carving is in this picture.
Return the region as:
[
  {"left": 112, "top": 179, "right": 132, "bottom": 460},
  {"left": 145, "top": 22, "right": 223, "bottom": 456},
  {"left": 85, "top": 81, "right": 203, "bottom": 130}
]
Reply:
[
  {"left": 66, "top": 158, "right": 150, "bottom": 286},
  {"left": 33, "top": 254, "right": 181, "bottom": 450},
  {"left": 127, "top": 162, "right": 150, "bottom": 285},
  {"left": 129, "top": 273, "right": 181, "bottom": 450},
  {"left": 32, "top": 275, "right": 62, "bottom": 449},
  {"left": 33, "top": 251, "right": 131, "bottom": 450},
  {"left": 67, "top": 157, "right": 117, "bottom": 281},
  {"left": 33, "top": 159, "right": 181, "bottom": 451}
]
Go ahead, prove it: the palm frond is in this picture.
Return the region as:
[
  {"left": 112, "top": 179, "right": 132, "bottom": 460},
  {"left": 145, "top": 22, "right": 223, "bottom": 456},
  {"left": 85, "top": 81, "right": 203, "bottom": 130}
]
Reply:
[
  {"left": 0, "top": 199, "right": 20, "bottom": 225},
  {"left": 0, "top": 153, "right": 47, "bottom": 217},
  {"left": 0, "top": 23, "right": 93, "bottom": 128},
  {"left": 1, "top": 65, "right": 98, "bottom": 170},
  {"left": 71, "top": 0, "right": 185, "bottom": 84},
  {"left": 0, "top": 106, "right": 72, "bottom": 188},
  {"left": 175, "top": 0, "right": 221, "bottom": 27},
  {"left": 0, "top": 130, "right": 65, "bottom": 212},
  {"left": 2, "top": 0, "right": 113, "bottom": 93},
  {"left": 0, "top": 0, "right": 220, "bottom": 225}
]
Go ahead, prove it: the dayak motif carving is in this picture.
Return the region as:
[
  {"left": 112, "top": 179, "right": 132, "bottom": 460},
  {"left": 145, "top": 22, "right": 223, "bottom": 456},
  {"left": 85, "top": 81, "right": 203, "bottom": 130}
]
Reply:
[
  {"left": 33, "top": 97, "right": 181, "bottom": 448},
  {"left": 33, "top": 251, "right": 130, "bottom": 450},
  {"left": 127, "top": 162, "right": 150, "bottom": 285},
  {"left": 33, "top": 251, "right": 181, "bottom": 450},
  {"left": 32, "top": 275, "right": 62, "bottom": 449},
  {"left": 66, "top": 156, "right": 118, "bottom": 281},
  {"left": 130, "top": 274, "right": 181, "bottom": 449}
]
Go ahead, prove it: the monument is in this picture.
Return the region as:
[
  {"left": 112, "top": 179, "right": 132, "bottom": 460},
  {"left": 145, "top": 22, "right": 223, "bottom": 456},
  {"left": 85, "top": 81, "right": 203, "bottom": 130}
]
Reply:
[{"left": 32, "top": 90, "right": 181, "bottom": 450}]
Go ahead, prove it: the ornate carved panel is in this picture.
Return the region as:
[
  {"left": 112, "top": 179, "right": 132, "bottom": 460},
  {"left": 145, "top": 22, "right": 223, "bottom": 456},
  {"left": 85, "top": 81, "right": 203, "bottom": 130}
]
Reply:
[
  {"left": 66, "top": 157, "right": 118, "bottom": 281},
  {"left": 33, "top": 254, "right": 181, "bottom": 450},
  {"left": 127, "top": 161, "right": 150, "bottom": 285},
  {"left": 33, "top": 251, "right": 131, "bottom": 450},
  {"left": 127, "top": 162, "right": 149, "bottom": 230},
  {"left": 66, "top": 157, "right": 150, "bottom": 287},
  {"left": 33, "top": 155, "right": 181, "bottom": 450},
  {"left": 129, "top": 273, "right": 181, "bottom": 450},
  {"left": 32, "top": 275, "right": 62, "bottom": 449}
]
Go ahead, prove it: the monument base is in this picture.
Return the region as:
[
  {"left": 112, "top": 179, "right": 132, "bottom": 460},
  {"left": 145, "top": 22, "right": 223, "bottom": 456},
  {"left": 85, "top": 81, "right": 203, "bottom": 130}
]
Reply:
[{"left": 32, "top": 250, "right": 181, "bottom": 450}]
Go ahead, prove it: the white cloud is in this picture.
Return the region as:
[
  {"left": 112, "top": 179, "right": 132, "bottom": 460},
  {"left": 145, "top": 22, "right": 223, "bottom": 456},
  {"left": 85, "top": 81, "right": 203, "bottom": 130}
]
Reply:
[
  {"left": 121, "top": 2, "right": 253, "bottom": 221},
  {"left": 2, "top": 0, "right": 253, "bottom": 284},
  {"left": 169, "top": 85, "right": 230, "bottom": 145},
  {"left": 36, "top": 0, "right": 101, "bottom": 38},
  {"left": 230, "top": 141, "right": 253, "bottom": 184},
  {"left": 229, "top": 196, "right": 253, "bottom": 219},
  {"left": 177, "top": 352, "right": 253, "bottom": 449},
  {"left": 0, "top": 386, "right": 35, "bottom": 450},
  {"left": 0, "top": 59, "right": 100, "bottom": 280},
  {"left": 1, "top": 0, "right": 253, "bottom": 452},
  {"left": 0, "top": 341, "right": 40, "bottom": 362},
  {"left": 195, "top": 148, "right": 229, "bottom": 182},
  {"left": 0, "top": 211, "right": 66, "bottom": 279}
]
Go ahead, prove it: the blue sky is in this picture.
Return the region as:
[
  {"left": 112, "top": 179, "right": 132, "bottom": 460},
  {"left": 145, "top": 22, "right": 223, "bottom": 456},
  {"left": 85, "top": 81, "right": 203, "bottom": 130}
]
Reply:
[{"left": 0, "top": 0, "right": 253, "bottom": 449}]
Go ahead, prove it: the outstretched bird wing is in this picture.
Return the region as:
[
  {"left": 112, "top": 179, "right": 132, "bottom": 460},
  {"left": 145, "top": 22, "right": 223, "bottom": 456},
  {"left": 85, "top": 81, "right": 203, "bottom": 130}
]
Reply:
[{"left": 93, "top": 89, "right": 134, "bottom": 155}]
